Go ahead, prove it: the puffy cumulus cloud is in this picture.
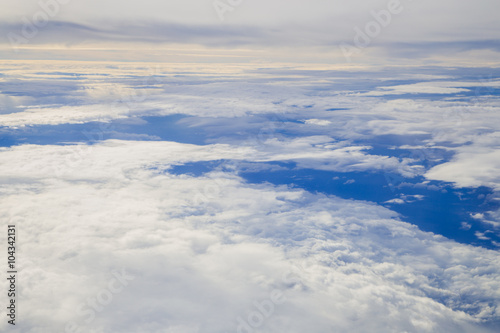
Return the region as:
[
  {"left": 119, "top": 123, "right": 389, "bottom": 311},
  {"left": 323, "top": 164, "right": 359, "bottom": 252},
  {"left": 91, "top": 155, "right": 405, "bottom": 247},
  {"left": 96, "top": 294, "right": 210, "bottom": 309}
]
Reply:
[
  {"left": 385, "top": 194, "right": 425, "bottom": 205},
  {"left": 0, "top": 104, "right": 134, "bottom": 127},
  {"left": 363, "top": 83, "right": 469, "bottom": 96},
  {"left": 4, "top": 62, "right": 500, "bottom": 189},
  {"left": 1, "top": 62, "right": 498, "bottom": 146},
  {"left": 363, "top": 97, "right": 500, "bottom": 145},
  {"left": 2, "top": 63, "right": 500, "bottom": 191},
  {"left": 249, "top": 136, "right": 422, "bottom": 177},
  {"left": 0, "top": 141, "right": 500, "bottom": 332},
  {"left": 426, "top": 146, "right": 500, "bottom": 190},
  {"left": 304, "top": 119, "right": 332, "bottom": 126},
  {"left": 0, "top": 136, "right": 418, "bottom": 182},
  {"left": 385, "top": 198, "right": 406, "bottom": 204},
  {"left": 425, "top": 133, "right": 500, "bottom": 238},
  {"left": 0, "top": 140, "right": 250, "bottom": 181},
  {"left": 425, "top": 133, "right": 500, "bottom": 190},
  {"left": 362, "top": 79, "right": 500, "bottom": 96},
  {"left": 0, "top": 62, "right": 313, "bottom": 127}
]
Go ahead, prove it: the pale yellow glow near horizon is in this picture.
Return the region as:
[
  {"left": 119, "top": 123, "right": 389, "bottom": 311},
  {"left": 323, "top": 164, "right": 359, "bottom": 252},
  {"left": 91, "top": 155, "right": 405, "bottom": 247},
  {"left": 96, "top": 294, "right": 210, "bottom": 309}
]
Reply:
[{"left": 1, "top": 41, "right": 500, "bottom": 69}]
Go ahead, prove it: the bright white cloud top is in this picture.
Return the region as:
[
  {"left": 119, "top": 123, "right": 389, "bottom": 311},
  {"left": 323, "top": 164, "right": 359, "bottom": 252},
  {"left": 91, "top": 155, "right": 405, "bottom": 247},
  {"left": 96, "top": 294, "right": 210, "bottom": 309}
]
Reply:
[{"left": 1, "top": 139, "right": 500, "bottom": 332}]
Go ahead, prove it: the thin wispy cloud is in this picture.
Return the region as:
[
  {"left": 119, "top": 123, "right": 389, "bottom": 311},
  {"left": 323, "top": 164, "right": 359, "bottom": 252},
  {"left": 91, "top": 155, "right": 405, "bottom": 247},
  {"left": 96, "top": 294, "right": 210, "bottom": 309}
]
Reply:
[{"left": 1, "top": 0, "right": 499, "bottom": 64}]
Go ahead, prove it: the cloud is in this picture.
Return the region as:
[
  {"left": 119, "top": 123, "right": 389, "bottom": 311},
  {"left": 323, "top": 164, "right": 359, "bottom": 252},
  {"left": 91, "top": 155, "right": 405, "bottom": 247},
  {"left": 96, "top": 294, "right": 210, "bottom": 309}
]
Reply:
[
  {"left": 385, "top": 198, "right": 405, "bottom": 204},
  {"left": 0, "top": 104, "right": 132, "bottom": 127},
  {"left": 0, "top": 20, "right": 268, "bottom": 48},
  {"left": 304, "top": 119, "right": 332, "bottom": 126},
  {"left": 461, "top": 222, "right": 472, "bottom": 230},
  {"left": 363, "top": 82, "right": 471, "bottom": 96},
  {"left": 0, "top": 140, "right": 500, "bottom": 332},
  {"left": 3, "top": 62, "right": 499, "bottom": 187},
  {"left": 1, "top": 1, "right": 500, "bottom": 64},
  {"left": 426, "top": 134, "right": 500, "bottom": 190},
  {"left": 472, "top": 213, "right": 485, "bottom": 220},
  {"left": 2, "top": 63, "right": 499, "bottom": 194},
  {"left": 1, "top": 61, "right": 500, "bottom": 332},
  {"left": 362, "top": 79, "right": 500, "bottom": 96}
]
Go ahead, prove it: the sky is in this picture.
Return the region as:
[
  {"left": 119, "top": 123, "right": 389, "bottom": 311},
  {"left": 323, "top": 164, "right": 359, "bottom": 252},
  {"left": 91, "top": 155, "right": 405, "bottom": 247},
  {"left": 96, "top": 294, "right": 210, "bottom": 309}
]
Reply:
[
  {"left": 0, "top": 0, "right": 499, "bottom": 64},
  {"left": 1, "top": 1, "right": 500, "bottom": 333}
]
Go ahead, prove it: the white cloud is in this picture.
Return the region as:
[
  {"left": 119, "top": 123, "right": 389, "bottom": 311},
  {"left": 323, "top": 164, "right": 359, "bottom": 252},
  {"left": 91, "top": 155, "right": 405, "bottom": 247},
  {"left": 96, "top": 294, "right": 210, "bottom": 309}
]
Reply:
[
  {"left": 249, "top": 136, "right": 421, "bottom": 176},
  {"left": 1, "top": 43, "right": 500, "bottom": 333},
  {"left": 0, "top": 140, "right": 499, "bottom": 332},
  {"left": 426, "top": 134, "right": 500, "bottom": 190},
  {"left": 385, "top": 198, "right": 405, "bottom": 204},
  {"left": 304, "top": 119, "right": 332, "bottom": 126},
  {"left": 0, "top": 104, "right": 132, "bottom": 127},
  {"left": 362, "top": 80, "right": 500, "bottom": 96},
  {"left": 461, "top": 222, "right": 472, "bottom": 230},
  {"left": 1, "top": 63, "right": 499, "bottom": 195},
  {"left": 475, "top": 231, "right": 491, "bottom": 241},
  {"left": 472, "top": 213, "right": 485, "bottom": 220},
  {"left": 364, "top": 83, "right": 470, "bottom": 96}
]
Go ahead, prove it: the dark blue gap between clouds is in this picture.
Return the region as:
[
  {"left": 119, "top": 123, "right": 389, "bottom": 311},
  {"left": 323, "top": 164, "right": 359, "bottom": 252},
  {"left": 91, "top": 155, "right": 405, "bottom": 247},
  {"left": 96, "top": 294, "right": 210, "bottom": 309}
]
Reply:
[
  {"left": 2, "top": 113, "right": 500, "bottom": 250},
  {"left": 170, "top": 160, "right": 500, "bottom": 250},
  {"left": 0, "top": 115, "right": 208, "bottom": 147}
]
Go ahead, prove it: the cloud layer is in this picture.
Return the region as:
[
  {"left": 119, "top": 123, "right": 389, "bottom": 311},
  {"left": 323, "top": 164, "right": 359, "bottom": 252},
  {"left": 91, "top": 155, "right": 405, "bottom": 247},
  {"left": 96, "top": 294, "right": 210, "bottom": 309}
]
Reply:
[
  {"left": 1, "top": 140, "right": 500, "bottom": 332},
  {"left": 1, "top": 61, "right": 500, "bottom": 332},
  {"left": 1, "top": 0, "right": 500, "bottom": 64}
]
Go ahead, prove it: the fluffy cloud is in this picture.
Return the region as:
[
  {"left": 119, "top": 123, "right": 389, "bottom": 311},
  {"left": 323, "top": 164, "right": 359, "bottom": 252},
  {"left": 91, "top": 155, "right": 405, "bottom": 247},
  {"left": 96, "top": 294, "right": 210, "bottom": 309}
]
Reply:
[
  {"left": 1, "top": 63, "right": 499, "bottom": 187},
  {"left": 362, "top": 80, "right": 500, "bottom": 96},
  {"left": 426, "top": 133, "right": 500, "bottom": 190},
  {"left": 0, "top": 140, "right": 499, "bottom": 332},
  {"left": 304, "top": 119, "right": 332, "bottom": 126},
  {"left": 1, "top": 62, "right": 500, "bottom": 332}
]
